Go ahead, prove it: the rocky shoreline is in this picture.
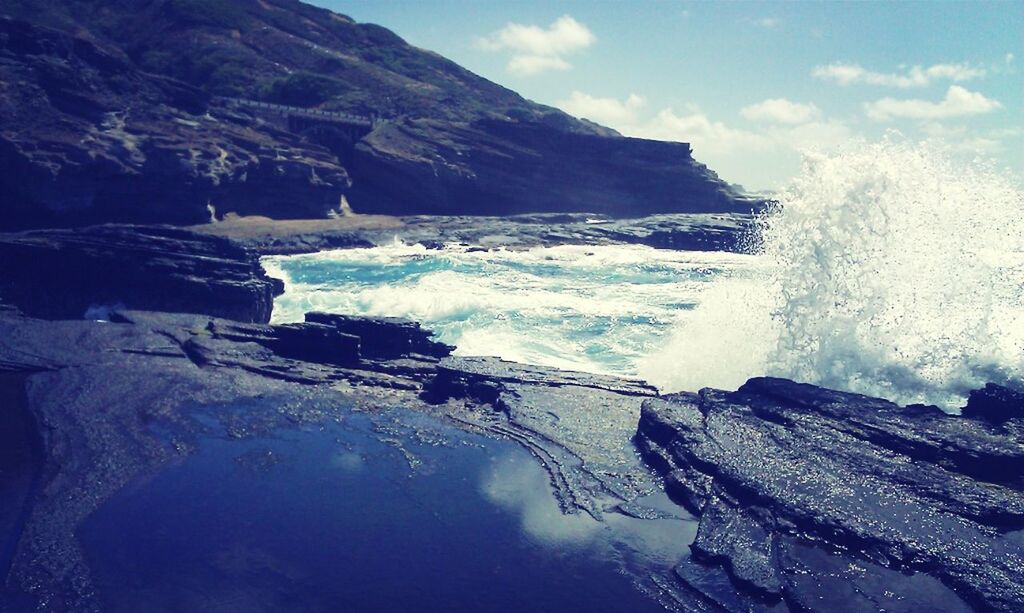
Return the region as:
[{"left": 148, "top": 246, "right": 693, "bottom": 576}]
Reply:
[
  {"left": 0, "top": 224, "right": 1020, "bottom": 611},
  {"left": 192, "top": 211, "right": 755, "bottom": 256}
]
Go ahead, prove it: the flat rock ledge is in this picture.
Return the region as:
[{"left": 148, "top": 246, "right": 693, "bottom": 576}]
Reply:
[
  {"left": 0, "top": 225, "right": 282, "bottom": 323},
  {"left": 635, "top": 376, "right": 1024, "bottom": 612}
]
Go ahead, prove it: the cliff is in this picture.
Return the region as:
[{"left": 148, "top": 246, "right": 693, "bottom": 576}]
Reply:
[{"left": 0, "top": 0, "right": 758, "bottom": 230}]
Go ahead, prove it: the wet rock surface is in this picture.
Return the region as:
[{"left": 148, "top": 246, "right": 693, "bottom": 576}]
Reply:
[
  {"left": 2, "top": 223, "right": 1021, "bottom": 611},
  {"left": 635, "top": 377, "right": 1024, "bottom": 611},
  {"left": 0, "top": 307, "right": 682, "bottom": 611},
  {"left": 305, "top": 311, "right": 454, "bottom": 359},
  {"left": 0, "top": 225, "right": 281, "bottom": 322}
]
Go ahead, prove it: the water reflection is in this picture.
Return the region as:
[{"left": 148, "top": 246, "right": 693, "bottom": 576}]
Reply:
[
  {"left": 481, "top": 453, "right": 601, "bottom": 546},
  {"left": 77, "top": 409, "right": 681, "bottom": 612}
]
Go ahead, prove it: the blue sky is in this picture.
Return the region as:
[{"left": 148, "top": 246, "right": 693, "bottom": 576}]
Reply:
[{"left": 310, "top": 1, "right": 1022, "bottom": 191}]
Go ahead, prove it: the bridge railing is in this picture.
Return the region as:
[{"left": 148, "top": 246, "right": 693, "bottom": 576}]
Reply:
[{"left": 214, "top": 97, "right": 381, "bottom": 128}]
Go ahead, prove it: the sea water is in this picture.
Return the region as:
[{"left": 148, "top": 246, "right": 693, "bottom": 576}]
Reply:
[
  {"left": 266, "top": 141, "right": 1023, "bottom": 409},
  {"left": 265, "top": 244, "right": 758, "bottom": 377}
]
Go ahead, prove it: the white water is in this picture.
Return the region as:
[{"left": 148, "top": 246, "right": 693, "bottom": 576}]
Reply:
[
  {"left": 265, "top": 244, "right": 757, "bottom": 376},
  {"left": 644, "top": 140, "right": 1024, "bottom": 408},
  {"left": 266, "top": 141, "right": 1023, "bottom": 409}
]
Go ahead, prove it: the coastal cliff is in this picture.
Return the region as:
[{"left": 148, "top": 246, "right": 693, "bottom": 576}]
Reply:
[{"left": 0, "top": 0, "right": 757, "bottom": 230}]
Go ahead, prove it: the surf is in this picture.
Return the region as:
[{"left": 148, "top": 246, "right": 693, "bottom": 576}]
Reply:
[{"left": 645, "top": 139, "right": 1024, "bottom": 409}]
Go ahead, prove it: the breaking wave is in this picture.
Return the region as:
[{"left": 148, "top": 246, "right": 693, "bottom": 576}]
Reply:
[
  {"left": 644, "top": 140, "right": 1024, "bottom": 408},
  {"left": 264, "top": 243, "right": 756, "bottom": 378}
]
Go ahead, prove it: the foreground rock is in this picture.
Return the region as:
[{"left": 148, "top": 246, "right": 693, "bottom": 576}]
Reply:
[
  {"left": 635, "top": 377, "right": 1024, "bottom": 611},
  {"left": 0, "top": 307, "right": 674, "bottom": 610},
  {"left": 0, "top": 225, "right": 281, "bottom": 322}
]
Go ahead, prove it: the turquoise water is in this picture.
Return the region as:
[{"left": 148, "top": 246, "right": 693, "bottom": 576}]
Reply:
[
  {"left": 264, "top": 243, "right": 758, "bottom": 378},
  {"left": 265, "top": 143, "right": 1024, "bottom": 410}
]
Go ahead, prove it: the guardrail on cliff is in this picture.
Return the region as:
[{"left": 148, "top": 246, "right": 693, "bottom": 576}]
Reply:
[{"left": 214, "top": 97, "right": 385, "bottom": 129}]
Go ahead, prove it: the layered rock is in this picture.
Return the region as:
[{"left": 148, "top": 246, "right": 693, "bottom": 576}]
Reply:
[
  {"left": 635, "top": 377, "right": 1024, "bottom": 611},
  {"left": 305, "top": 312, "right": 454, "bottom": 360},
  {"left": 349, "top": 117, "right": 751, "bottom": 217},
  {"left": 0, "top": 225, "right": 281, "bottom": 322},
  {"left": 0, "top": 306, "right": 665, "bottom": 609}
]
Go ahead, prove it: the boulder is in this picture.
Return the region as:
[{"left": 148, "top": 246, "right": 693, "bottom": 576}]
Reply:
[{"left": 963, "top": 383, "right": 1024, "bottom": 424}]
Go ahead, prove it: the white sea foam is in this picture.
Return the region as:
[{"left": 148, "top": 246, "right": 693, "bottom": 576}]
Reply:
[
  {"left": 265, "top": 140, "right": 1022, "bottom": 409},
  {"left": 264, "top": 244, "right": 754, "bottom": 378},
  {"left": 644, "top": 140, "right": 1024, "bottom": 408}
]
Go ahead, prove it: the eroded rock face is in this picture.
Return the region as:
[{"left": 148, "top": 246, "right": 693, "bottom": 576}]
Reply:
[
  {"left": 635, "top": 377, "right": 1024, "bottom": 611},
  {"left": 348, "top": 118, "right": 753, "bottom": 218},
  {"left": 0, "top": 225, "right": 281, "bottom": 322},
  {"left": 1, "top": 1, "right": 760, "bottom": 230}
]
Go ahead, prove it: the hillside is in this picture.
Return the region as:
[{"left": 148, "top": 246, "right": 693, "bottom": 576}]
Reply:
[{"left": 0, "top": 0, "right": 757, "bottom": 230}]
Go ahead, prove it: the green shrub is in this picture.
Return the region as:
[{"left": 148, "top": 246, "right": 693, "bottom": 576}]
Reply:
[{"left": 161, "top": 0, "right": 252, "bottom": 30}]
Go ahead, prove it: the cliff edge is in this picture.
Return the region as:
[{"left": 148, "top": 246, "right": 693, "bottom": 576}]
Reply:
[{"left": 0, "top": 0, "right": 758, "bottom": 230}]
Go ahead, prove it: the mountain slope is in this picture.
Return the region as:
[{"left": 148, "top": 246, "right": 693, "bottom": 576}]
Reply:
[{"left": 0, "top": 0, "right": 757, "bottom": 230}]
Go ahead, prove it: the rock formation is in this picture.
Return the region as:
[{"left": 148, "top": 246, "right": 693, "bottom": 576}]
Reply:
[
  {"left": 0, "top": 225, "right": 281, "bottom": 322},
  {"left": 635, "top": 377, "right": 1024, "bottom": 611},
  {"left": 0, "top": 1, "right": 759, "bottom": 230}
]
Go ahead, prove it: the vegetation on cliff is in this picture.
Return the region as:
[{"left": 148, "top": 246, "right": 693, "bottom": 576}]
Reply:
[{"left": 0, "top": 0, "right": 757, "bottom": 229}]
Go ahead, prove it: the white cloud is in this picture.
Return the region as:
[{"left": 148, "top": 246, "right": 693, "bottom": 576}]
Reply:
[
  {"left": 557, "top": 91, "right": 646, "bottom": 126},
  {"left": 558, "top": 94, "right": 770, "bottom": 160},
  {"left": 765, "top": 120, "right": 853, "bottom": 152},
  {"left": 477, "top": 15, "right": 595, "bottom": 76},
  {"left": 812, "top": 62, "right": 986, "bottom": 88},
  {"left": 633, "top": 108, "right": 773, "bottom": 157},
  {"left": 920, "top": 122, "right": 1019, "bottom": 154},
  {"left": 741, "top": 98, "right": 821, "bottom": 124},
  {"left": 508, "top": 55, "right": 571, "bottom": 76},
  {"left": 557, "top": 92, "right": 861, "bottom": 190},
  {"left": 865, "top": 85, "right": 1002, "bottom": 121},
  {"left": 755, "top": 17, "right": 781, "bottom": 28}
]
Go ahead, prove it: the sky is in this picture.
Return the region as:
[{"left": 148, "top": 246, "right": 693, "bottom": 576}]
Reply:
[{"left": 309, "top": 1, "right": 1023, "bottom": 191}]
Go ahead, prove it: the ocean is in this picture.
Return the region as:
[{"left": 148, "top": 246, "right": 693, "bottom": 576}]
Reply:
[{"left": 265, "top": 141, "right": 1024, "bottom": 410}]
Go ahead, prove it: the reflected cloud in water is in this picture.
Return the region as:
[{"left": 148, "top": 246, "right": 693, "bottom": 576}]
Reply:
[{"left": 480, "top": 453, "right": 601, "bottom": 546}]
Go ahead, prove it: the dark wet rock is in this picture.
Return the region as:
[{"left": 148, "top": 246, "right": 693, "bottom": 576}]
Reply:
[
  {"left": 424, "top": 356, "right": 661, "bottom": 514},
  {"left": 0, "top": 225, "right": 281, "bottom": 322},
  {"left": 776, "top": 537, "right": 973, "bottom": 613},
  {"left": 0, "top": 306, "right": 676, "bottom": 610},
  {"left": 963, "top": 383, "right": 1024, "bottom": 424},
  {"left": 305, "top": 312, "right": 454, "bottom": 360},
  {"left": 427, "top": 356, "right": 657, "bottom": 402},
  {"left": 635, "top": 376, "right": 1024, "bottom": 611},
  {"left": 209, "top": 320, "right": 361, "bottom": 367}
]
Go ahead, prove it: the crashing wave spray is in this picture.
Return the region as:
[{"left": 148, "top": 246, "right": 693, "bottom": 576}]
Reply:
[{"left": 643, "top": 140, "right": 1024, "bottom": 408}]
